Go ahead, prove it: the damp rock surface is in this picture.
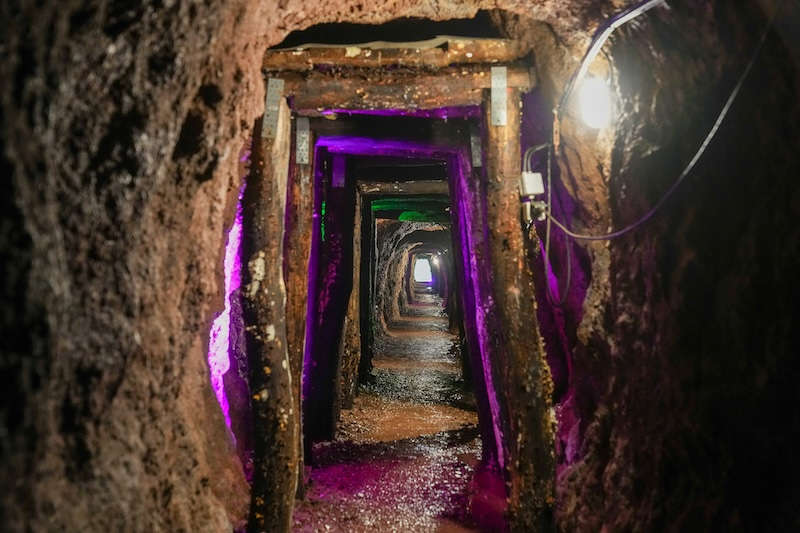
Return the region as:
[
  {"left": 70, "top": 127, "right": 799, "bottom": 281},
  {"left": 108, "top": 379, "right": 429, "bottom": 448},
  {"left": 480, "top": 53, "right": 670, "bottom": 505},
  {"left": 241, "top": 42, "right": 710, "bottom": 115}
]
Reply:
[{"left": 293, "top": 297, "right": 479, "bottom": 532}]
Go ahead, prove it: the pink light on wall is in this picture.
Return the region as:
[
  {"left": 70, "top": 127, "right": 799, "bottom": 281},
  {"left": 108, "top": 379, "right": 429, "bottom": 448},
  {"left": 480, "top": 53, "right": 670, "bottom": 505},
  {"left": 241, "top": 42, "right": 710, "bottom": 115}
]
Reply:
[{"left": 207, "top": 187, "right": 244, "bottom": 430}]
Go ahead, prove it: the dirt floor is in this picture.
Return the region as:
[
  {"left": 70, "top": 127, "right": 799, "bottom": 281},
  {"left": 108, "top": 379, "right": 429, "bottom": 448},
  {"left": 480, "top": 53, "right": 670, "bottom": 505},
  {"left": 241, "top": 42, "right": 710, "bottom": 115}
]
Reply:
[{"left": 293, "top": 295, "right": 480, "bottom": 532}]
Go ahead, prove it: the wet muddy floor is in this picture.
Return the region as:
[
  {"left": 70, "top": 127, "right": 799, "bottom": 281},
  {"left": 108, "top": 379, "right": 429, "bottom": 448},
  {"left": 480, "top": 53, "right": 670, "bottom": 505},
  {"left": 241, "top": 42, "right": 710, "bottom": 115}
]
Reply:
[{"left": 293, "top": 295, "right": 480, "bottom": 532}]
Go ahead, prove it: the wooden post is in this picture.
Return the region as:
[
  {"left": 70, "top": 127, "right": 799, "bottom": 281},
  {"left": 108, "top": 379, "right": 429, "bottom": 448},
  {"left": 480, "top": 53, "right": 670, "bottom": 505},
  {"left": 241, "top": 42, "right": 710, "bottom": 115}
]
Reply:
[
  {"left": 484, "top": 88, "right": 556, "bottom": 531},
  {"left": 242, "top": 95, "right": 297, "bottom": 533},
  {"left": 339, "top": 192, "right": 361, "bottom": 409},
  {"left": 282, "top": 121, "right": 315, "bottom": 497}
]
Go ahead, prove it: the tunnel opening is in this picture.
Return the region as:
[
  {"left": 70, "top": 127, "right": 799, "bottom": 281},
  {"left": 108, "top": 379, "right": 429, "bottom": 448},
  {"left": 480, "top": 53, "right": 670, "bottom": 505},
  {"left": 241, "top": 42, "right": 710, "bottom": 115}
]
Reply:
[{"left": 412, "top": 255, "right": 433, "bottom": 283}]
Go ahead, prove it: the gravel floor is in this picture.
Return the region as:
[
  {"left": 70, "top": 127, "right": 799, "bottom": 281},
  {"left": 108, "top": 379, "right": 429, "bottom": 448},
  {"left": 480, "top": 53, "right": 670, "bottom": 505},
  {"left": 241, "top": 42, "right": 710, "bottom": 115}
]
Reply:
[{"left": 293, "top": 297, "right": 480, "bottom": 532}]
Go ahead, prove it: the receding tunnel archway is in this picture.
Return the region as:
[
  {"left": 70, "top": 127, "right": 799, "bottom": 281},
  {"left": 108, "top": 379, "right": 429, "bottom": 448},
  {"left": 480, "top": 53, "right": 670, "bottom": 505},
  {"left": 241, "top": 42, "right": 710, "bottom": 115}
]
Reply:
[{"left": 275, "top": 97, "right": 556, "bottom": 529}]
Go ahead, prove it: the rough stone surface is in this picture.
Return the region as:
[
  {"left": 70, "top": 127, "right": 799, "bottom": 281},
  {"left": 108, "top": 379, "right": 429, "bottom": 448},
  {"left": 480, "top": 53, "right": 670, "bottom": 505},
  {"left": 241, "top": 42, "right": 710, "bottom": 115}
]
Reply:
[
  {"left": 373, "top": 221, "right": 447, "bottom": 337},
  {"left": 3, "top": 0, "right": 798, "bottom": 531},
  {"left": 540, "top": 2, "right": 800, "bottom": 531}
]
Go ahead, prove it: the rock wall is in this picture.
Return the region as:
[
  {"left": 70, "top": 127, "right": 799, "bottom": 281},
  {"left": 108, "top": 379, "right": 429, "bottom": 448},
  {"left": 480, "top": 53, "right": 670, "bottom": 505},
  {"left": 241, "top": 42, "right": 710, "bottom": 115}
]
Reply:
[
  {"left": 1, "top": 0, "right": 270, "bottom": 528},
  {"left": 543, "top": 2, "right": 800, "bottom": 530}
]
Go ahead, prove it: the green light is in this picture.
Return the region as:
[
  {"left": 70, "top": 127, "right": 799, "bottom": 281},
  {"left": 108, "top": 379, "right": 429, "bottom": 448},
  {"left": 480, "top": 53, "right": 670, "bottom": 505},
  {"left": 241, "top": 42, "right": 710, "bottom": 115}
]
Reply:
[
  {"left": 397, "top": 210, "right": 450, "bottom": 222},
  {"left": 321, "top": 200, "right": 326, "bottom": 242},
  {"left": 370, "top": 196, "right": 450, "bottom": 222}
]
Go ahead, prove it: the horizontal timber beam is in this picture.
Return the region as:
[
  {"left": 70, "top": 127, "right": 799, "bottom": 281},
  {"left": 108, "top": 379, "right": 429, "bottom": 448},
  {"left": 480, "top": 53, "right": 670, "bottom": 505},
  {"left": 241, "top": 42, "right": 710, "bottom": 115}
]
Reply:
[
  {"left": 357, "top": 180, "right": 450, "bottom": 196},
  {"left": 272, "top": 64, "right": 534, "bottom": 113},
  {"left": 264, "top": 37, "right": 528, "bottom": 71}
]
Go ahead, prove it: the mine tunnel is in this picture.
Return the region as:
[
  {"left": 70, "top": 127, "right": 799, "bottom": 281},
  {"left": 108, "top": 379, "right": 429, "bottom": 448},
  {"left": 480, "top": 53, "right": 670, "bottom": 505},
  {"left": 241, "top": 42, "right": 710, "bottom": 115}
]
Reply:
[{"left": 2, "top": 1, "right": 800, "bottom": 532}]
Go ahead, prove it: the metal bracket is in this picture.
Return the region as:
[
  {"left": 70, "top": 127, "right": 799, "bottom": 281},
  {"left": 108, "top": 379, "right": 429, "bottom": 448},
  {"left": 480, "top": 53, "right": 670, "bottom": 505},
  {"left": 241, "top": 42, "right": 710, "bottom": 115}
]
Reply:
[
  {"left": 491, "top": 66, "right": 507, "bottom": 126},
  {"left": 262, "top": 78, "right": 284, "bottom": 139},
  {"left": 296, "top": 117, "right": 310, "bottom": 165},
  {"left": 469, "top": 124, "right": 482, "bottom": 168}
]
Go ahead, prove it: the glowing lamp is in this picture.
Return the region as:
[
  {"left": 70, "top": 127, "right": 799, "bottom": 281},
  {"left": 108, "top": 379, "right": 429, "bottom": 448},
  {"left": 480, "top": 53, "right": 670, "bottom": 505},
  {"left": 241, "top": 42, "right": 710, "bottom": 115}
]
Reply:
[{"left": 578, "top": 77, "right": 612, "bottom": 129}]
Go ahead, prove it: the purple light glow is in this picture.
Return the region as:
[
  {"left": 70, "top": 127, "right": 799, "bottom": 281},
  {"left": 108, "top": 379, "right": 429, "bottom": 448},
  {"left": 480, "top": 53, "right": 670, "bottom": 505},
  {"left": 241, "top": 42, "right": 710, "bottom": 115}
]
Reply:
[
  {"left": 540, "top": 240, "right": 562, "bottom": 303},
  {"left": 207, "top": 187, "right": 244, "bottom": 430},
  {"left": 321, "top": 106, "right": 482, "bottom": 120},
  {"left": 449, "top": 150, "right": 506, "bottom": 470},
  {"left": 302, "top": 144, "right": 327, "bottom": 403},
  {"left": 318, "top": 136, "right": 459, "bottom": 160},
  {"left": 313, "top": 135, "right": 508, "bottom": 467}
]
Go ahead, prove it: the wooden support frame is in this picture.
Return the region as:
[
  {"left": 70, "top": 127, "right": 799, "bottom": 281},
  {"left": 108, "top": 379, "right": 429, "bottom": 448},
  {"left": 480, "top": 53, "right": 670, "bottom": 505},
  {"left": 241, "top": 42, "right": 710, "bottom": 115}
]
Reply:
[{"left": 248, "top": 46, "right": 554, "bottom": 529}]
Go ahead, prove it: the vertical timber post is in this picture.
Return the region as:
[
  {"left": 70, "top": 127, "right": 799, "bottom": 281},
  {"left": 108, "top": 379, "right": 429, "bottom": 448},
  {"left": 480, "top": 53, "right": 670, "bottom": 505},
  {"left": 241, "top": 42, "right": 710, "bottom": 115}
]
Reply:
[
  {"left": 484, "top": 86, "right": 556, "bottom": 531},
  {"left": 242, "top": 83, "right": 297, "bottom": 533},
  {"left": 283, "top": 117, "right": 315, "bottom": 498},
  {"left": 339, "top": 191, "right": 361, "bottom": 409}
]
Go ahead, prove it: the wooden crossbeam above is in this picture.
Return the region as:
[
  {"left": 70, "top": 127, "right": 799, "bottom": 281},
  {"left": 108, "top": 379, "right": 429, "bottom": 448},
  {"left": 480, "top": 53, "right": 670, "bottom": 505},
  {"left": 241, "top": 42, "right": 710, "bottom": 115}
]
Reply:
[
  {"left": 264, "top": 36, "right": 527, "bottom": 71},
  {"left": 275, "top": 63, "right": 533, "bottom": 113},
  {"left": 357, "top": 180, "right": 450, "bottom": 196}
]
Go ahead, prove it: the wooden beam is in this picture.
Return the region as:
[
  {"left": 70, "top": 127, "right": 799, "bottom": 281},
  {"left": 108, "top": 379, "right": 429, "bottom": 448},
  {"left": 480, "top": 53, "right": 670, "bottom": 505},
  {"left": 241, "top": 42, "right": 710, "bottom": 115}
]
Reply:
[
  {"left": 274, "top": 64, "right": 533, "bottom": 112},
  {"left": 264, "top": 37, "right": 527, "bottom": 71},
  {"left": 308, "top": 115, "right": 470, "bottom": 151},
  {"left": 282, "top": 124, "right": 315, "bottom": 499},
  {"left": 356, "top": 180, "right": 449, "bottom": 196},
  {"left": 484, "top": 88, "right": 555, "bottom": 531},
  {"left": 241, "top": 98, "right": 297, "bottom": 532}
]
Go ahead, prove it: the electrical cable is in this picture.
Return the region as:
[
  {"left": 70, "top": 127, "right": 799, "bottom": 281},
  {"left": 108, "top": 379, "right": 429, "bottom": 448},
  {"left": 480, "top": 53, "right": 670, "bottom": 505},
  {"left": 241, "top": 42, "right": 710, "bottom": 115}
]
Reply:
[
  {"left": 523, "top": 143, "right": 550, "bottom": 173},
  {"left": 521, "top": 142, "right": 573, "bottom": 306},
  {"left": 546, "top": 0, "right": 784, "bottom": 241}
]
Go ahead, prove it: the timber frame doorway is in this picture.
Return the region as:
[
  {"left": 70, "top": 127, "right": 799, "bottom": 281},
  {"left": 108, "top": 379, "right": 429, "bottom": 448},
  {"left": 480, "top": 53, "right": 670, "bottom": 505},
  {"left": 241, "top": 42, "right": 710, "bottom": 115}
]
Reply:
[{"left": 254, "top": 35, "right": 555, "bottom": 529}]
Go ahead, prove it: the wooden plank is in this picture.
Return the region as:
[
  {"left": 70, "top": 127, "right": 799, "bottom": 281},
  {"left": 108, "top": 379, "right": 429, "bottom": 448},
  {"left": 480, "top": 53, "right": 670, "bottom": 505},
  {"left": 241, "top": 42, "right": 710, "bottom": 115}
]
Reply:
[
  {"left": 275, "top": 64, "right": 533, "bottom": 112},
  {"left": 356, "top": 180, "right": 449, "bottom": 196},
  {"left": 264, "top": 37, "right": 527, "bottom": 71},
  {"left": 241, "top": 97, "right": 298, "bottom": 532},
  {"left": 308, "top": 116, "right": 470, "bottom": 151},
  {"left": 483, "top": 88, "right": 555, "bottom": 531},
  {"left": 282, "top": 124, "right": 316, "bottom": 499}
]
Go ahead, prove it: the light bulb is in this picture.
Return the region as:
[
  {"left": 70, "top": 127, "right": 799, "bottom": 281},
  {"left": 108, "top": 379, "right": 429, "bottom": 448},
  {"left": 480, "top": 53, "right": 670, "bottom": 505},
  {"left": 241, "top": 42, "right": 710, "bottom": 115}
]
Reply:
[{"left": 578, "top": 77, "right": 612, "bottom": 129}]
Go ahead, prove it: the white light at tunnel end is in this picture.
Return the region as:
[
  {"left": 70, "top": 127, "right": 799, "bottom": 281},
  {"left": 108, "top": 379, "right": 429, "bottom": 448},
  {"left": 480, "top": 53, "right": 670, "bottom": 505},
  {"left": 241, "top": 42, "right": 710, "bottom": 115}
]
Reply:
[
  {"left": 578, "top": 77, "right": 612, "bottom": 129},
  {"left": 414, "top": 258, "right": 433, "bottom": 283}
]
